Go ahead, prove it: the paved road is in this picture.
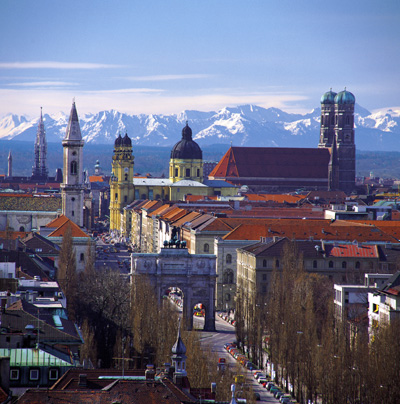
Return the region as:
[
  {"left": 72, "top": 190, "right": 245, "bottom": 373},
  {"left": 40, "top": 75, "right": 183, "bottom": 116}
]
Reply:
[{"left": 194, "top": 315, "right": 280, "bottom": 404}]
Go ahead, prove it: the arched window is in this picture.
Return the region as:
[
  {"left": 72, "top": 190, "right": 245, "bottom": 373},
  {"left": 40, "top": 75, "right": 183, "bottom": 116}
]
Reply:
[
  {"left": 275, "top": 259, "right": 280, "bottom": 268},
  {"left": 175, "top": 168, "right": 178, "bottom": 177},
  {"left": 342, "top": 261, "right": 347, "bottom": 269},
  {"left": 226, "top": 254, "right": 232, "bottom": 264},
  {"left": 125, "top": 174, "right": 128, "bottom": 181},
  {"left": 329, "top": 261, "right": 334, "bottom": 268},
  {"left": 313, "top": 260, "right": 318, "bottom": 269},
  {"left": 223, "top": 270, "right": 234, "bottom": 284},
  {"left": 19, "top": 226, "right": 25, "bottom": 232},
  {"left": 204, "top": 243, "right": 209, "bottom": 253},
  {"left": 355, "top": 261, "right": 361, "bottom": 269},
  {"left": 70, "top": 161, "right": 77, "bottom": 175},
  {"left": 263, "top": 259, "right": 267, "bottom": 267}
]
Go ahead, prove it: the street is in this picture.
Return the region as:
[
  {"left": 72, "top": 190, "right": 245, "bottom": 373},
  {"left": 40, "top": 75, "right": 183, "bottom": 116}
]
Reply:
[{"left": 193, "top": 314, "right": 281, "bottom": 403}]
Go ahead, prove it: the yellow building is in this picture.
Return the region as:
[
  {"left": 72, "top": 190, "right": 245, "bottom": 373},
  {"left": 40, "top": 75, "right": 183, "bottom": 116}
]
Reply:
[
  {"left": 110, "top": 123, "right": 238, "bottom": 236},
  {"left": 169, "top": 122, "right": 203, "bottom": 183},
  {"left": 109, "top": 134, "right": 134, "bottom": 232}
]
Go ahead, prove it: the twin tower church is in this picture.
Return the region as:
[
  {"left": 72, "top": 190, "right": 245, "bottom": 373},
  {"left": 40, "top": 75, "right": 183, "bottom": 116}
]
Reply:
[{"left": 58, "top": 89, "right": 356, "bottom": 230}]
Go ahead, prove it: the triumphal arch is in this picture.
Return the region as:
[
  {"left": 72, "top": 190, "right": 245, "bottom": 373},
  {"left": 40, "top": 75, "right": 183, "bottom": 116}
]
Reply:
[{"left": 130, "top": 245, "right": 216, "bottom": 331}]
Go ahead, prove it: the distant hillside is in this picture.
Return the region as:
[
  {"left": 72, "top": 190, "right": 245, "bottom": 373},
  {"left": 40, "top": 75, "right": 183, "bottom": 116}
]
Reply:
[{"left": 1, "top": 140, "right": 400, "bottom": 180}]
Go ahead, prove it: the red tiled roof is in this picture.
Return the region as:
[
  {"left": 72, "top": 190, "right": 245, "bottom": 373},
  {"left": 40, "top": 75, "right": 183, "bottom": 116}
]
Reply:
[
  {"left": 46, "top": 215, "right": 69, "bottom": 228},
  {"left": 244, "top": 194, "right": 305, "bottom": 203},
  {"left": 89, "top": 175, "right": 104, "bottom": 182},
  {"left": 209, "top": 146, "right": 330, "bottom": 180},
  {"left": 325, "top": 244, "right": 379, "bottom": 258},
  {"left": 48, "top": 220, "right": 90, "bottom": 238},
  {"left": 222, "top": 218, "right": 400, "bottom": 243}
]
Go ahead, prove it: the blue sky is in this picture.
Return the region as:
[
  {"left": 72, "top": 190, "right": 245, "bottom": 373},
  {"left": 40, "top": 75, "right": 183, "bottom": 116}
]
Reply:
[{"left": 1, "top": 0, "right": 399, "bottom": 117}]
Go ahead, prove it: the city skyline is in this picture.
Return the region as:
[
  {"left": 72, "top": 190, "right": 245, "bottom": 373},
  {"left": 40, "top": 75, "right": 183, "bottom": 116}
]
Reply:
[{"left": 0, "top": 0, "right": 399, "bottom": 118}]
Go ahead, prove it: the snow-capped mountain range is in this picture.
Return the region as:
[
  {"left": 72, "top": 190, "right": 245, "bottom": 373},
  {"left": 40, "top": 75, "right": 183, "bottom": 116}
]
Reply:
[{"left": 1, "top": 104, "right": 399, "bottom": 151}]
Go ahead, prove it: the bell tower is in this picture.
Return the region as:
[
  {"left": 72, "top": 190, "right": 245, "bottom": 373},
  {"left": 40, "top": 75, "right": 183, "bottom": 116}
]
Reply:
[
  {"left": 109, "top": 133, "right": 134, "bottom": 233},
  {"left": 61, "top": 101, "right": 85, "bottom": 227}
]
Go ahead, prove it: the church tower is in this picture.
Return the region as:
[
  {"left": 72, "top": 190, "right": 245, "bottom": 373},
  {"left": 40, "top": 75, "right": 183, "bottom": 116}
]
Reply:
[
  {"left": 334, "top": 89, "right": 356, "bottom": 193},
  {"left": 109, "top": 133, "right": 134, "bottom": 233},
  {"left": 169, "top": 122, "right": 203, "bottom": 183},
  {"left": 319, "top": 89, "right": 337, "bottom": 148},
  {"left": 32, "top": 107, "right": 48, "bottom": 180},
  {"left": 61, "top": 101, "right": 84, "bottom": 227},
  {"left": 319, "top": 89, "right": 355, "bottom": 194}
]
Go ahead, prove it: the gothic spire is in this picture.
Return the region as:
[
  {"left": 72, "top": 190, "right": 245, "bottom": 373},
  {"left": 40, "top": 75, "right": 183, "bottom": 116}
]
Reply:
[
  {"left": 32, "top": 107, "right": 48, "bottom": 179},
  {"left": 64, "top": 100, "right": 82, "bottom": 141}
]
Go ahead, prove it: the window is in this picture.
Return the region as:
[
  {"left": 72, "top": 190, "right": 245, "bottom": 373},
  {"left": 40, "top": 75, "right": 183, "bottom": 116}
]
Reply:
[
  {"left": 175, "top": 168, "right": 178, "bottom": 177},
  {"left": 313, "top": 260, "right": 318, "bottom": 269},
  {"left": 80, "top": 253, "right": 84, "bottom": 262},
  {"left": 71, "top": 210, "right": 75, "bottom": 217},
  {"left": 49, "top": 368, "right": 59, "bottom": 380},
  {"left": 135, "top": 189, "right": 139, "bottom": 199},
  {"left": 262, "top": 285, "right": 267, "bottom": 293},
  {"left": 226, "top": 254, "right": 232, "bottom": 264},
  {"left": 275, "top": 259, "right": 280, "bottom": 268},
  {"left": 71, "top": 197, "right": 75, "bottom": 202},
  {"left": 263, "top": 259, "right": 267, "bottom": 267},
  {"left": 115, "top": 193, "right": 118, "bottom": 200},
  {"left": 226, "top": 293, "right": 231, "bottom": 302},
  {"left": 35, "top": 248, "right": 42, "bottom": 252},
  {"left": 204, "top": 243, "right": 209, "bottom": 253},
  {"left": 262, "top": 274, "right": 267, "bottom": 281},
  {"left": 125, "top": 174, "right": 128, "bottom": 181},
  {"left": 223, "top": 270, "right": 233, "bottom": 284},
  {"left": 197, "top": 169, "right": 200, "bottom": 177},
  {"left": 342, "top": 261, "right": 347, "bottom": 269},
  {"left": 124, "top": 195, "right": 128, "bottom": 202},
  {"left": 70, "top": 161, "right": 77, "bottom": 175},
  {"left": 30, "top": 369, "right": 39, "bottom": 381},
  {"left": 19, "top": 226, "right": 25, "bottom": 232},
  {"left": 355, "top": 261, "right": 361, "bottom": 269},
  {"left": 346, "top": 115, "right": 350, "bottom": 125},
  {"left": 186, "top": 168, "right": 190, "bottom": 177},
  {"left": 329, "top": 261, "right": 334, "bottom": 268},
  {"left": 10, "top": 369, "right": 19, "bottom": 381}
]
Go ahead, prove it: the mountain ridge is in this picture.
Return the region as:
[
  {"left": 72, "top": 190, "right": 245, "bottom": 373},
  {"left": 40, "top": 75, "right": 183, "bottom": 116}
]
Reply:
[{"left": 0, "top": 104, "right": 399, "bottom": 151}]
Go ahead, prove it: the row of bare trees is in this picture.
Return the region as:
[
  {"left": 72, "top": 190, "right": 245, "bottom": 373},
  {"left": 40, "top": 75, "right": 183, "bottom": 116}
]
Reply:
[
  {"left": 56, "top": 230, "right": 247, "bottom": 402},
  {"left": 235, "top": 241, "right": 400, "bottom": 404}
]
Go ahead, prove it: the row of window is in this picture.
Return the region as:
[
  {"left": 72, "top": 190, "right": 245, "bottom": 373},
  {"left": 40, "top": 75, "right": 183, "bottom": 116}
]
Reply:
[
  {"left": 173, "top": 168, "right": 201, "bottom": 178},
  {"left": 260, "top": 259, "right": 372, "bottom": 269},
  {"left": 10, "top": 368, "right": 59, "bottom": 381}
]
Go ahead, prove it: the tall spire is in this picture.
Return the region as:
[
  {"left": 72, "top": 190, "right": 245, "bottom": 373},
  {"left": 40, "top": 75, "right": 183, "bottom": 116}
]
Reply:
[
  {"left": 64, "top": 100, "right": 82, "bottom": 141},
  {"left": 7, "top": 150, "right": 12, "bottom": 178},
  {"left": 32, "top": 107, "right": 48, "bottom": 179}
]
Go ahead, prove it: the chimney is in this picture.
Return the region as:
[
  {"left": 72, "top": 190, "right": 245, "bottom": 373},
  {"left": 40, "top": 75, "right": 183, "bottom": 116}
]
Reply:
[
  {"left": 145, "top": 364, "right": 155, "bottom": 380},
  {"left": 78, "top": 374, "right": 87, "bottom": 387}
]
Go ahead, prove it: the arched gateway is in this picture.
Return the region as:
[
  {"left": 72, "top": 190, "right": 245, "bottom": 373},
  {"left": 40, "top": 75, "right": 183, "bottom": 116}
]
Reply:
[{"left": 131, "top": 246, "right": 216, "bottom": 331}]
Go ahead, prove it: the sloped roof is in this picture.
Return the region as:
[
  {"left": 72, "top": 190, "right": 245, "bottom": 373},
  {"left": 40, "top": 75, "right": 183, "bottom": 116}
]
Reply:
[
  {"left": 46, "top": 215, "right": 69, "bottom": 229},
  {"left": 222, "top": 218, "right": 400, "bottom": 243},
  {"left": 4, "top": 300, "right": 82, "bottom": 344},
  {"left": 0, "top": 194, "right": 61, "bottom": 212},
  {"left": 244, "top": 194, "right": 305, "bottom": 203},
  {"left": 171, "top": 211, "right": 202, "bottom": 227},
  {"left": 324, "top": 244, "right": 379, "bottom": 258},
  {"left": 209, "top": 146, "right": 330, "bottom": 180},
  {"left": 47, "top": 220, "right": 89, "bottom": 238}
]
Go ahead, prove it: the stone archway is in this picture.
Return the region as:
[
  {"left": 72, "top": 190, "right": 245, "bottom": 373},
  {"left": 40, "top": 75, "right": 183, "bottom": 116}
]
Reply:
[{"left": 131, "top": 247, "right": 216, "bottom": 331}]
